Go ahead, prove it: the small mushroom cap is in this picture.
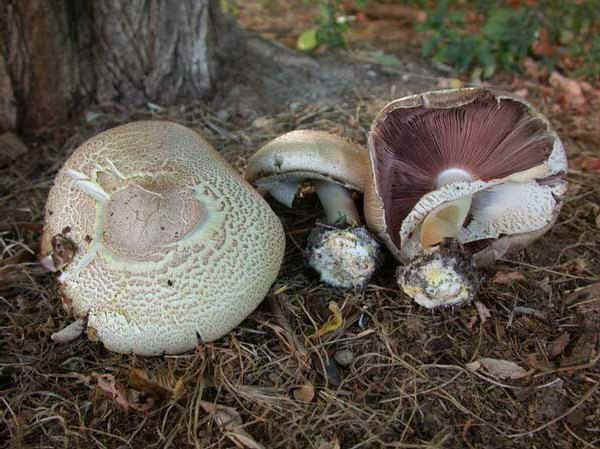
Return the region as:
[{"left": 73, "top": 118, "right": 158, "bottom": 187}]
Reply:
[
  {"left": 245, "top": 130, "right": 370, "bottom": 203},
  {"left": 41, "top": 121, "right": 285, "bottom": 355},
  {"left": 364, "top": 87, "right": 567, "bottom": 264}
]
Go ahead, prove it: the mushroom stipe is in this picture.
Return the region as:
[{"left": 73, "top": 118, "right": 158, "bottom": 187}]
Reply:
[{"left": 41, "top": 121, "right": 285, "bottom": 355}]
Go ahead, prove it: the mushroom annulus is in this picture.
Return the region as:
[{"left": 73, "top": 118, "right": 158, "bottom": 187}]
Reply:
[
  {"left": 41, "top": 121, "right": 285, "bottom": 355},
  {"left": 245, "top": 88, "right": 567, "bottom": 308}
]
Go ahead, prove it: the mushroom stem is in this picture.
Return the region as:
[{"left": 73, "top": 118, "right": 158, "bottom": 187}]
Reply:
[
  {"left": 264, "top": 179, "right": 302, "bottom": 208},
  {"left": 315, "top": 180, "right": 361, "bottom": 226},
  {"left": 420, "top": 195, "right": 472, "bottom": 248},
  {"left": 419, "top": 167, "right": 476, "bottom": 248}
]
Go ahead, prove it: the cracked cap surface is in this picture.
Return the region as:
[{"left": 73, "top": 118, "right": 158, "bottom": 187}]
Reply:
[{"left": 41, "top": 121, "right": 285, "bottom": 355}]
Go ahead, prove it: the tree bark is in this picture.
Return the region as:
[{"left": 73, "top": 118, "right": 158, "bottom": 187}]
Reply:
[{"left": 0, "top": 0, "right": 223, "bottom": 132}]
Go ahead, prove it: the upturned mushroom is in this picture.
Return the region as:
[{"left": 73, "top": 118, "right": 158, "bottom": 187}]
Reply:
[
  {"left": 41, "top": 121, "right": 285, "bottom": 355},
  {"left": 245, "top": 130, "right": 383, "bottom": 288},
  {"left": 245, "top": 88, "right": 567, "bottom": 308}
]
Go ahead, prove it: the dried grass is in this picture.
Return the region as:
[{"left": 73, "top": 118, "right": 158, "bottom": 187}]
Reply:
[{"left": 1, "top": 92, "right": 599, "bottom": 449}]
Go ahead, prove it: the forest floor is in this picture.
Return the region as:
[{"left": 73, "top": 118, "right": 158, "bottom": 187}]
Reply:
[{"left": 2, "top": 2, "right": 600, "bottom": 449}]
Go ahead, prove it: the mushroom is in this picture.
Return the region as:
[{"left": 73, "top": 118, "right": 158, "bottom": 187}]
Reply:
[
  {"left": 246, "top": 88, "right": 567, "bottom": 308},
  {"left": 245, "top": 130, "right": 382, "bottom": 288},
  {"left": 365, "top": 87, "right": 567, "bottom": 307},
  {"left": 40, "top": 121, "right": 285, "bottom": 355}
]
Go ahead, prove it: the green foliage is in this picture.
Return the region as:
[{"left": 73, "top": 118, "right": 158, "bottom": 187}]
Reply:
[
  {"left": 418, "top": 0, "right": 600, "bottom": 79},
  {"left": 315, "top": 0, "right": 348, "bottom": 48},
  {"left": 419, "top": 0, "right": 537, "bottom": 78},
  {"left": 537, "top": 0, "right": 600, "bottom": 78},
  {"left": 298, "top": 0, "right": 365, "bottom": 50},
  {"left": 295, "top": 0, "right": 600, "bottom": 78}
]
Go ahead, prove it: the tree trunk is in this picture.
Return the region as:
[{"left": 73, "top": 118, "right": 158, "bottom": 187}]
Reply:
[{"left": 0, "top": 0, "right": 224, "bottom": 132}]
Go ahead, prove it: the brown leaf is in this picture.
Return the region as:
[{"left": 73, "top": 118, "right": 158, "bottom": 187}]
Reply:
[
  {"left": 532, "top": 28, "right": 554, "bottom": 57},
  {"left": 549, "top": 71, "right": 586, "bottom": 107},
  {"left": 128, "top": 367, "right": 185, "bottom": 400},
  {"left": 478, "top": 358, "right": 529, "bottom": 379},
  {"left": 571, "top": 156, "right": 600, "bottom": 172},
  {"left": 92, "top": 373, "right": 130, "bottom": 411},
  {"left": 199, "top": 401, "right": 265, "bottom": 449},
  {"left": 523, "top": 57, "right": 545, "bottom": 79},
  {"left": 345, "top": 2, "right": 426, "bottom": 22},
  {"left": 548, "top": 333, "right": 571, "bottom": 359},
  {"left": 293, "top": 383, "right": 315, "bottom": 402},
  {"left": 492, "top": 271, "right": 525, "bottom": 284}
]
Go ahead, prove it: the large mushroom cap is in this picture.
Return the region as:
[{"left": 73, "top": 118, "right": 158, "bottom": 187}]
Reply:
[
  {"left": 41, "top": 121, "right": 285, "bottom": 355},
  {"left": 365, "top": 87, "right": 567, "bottom": 265}
]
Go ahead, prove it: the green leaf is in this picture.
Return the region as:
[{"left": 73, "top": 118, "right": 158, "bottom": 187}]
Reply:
[{"left": 297, "top": 28, "right": 319, "bottom": 51}]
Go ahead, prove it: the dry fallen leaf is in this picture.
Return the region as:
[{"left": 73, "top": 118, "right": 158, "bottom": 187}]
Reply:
[
  {"left": 293, "top": 383, "right": 315, "bottom": 402},
  {"left": 492, "top": 271, "right": 525, "bottom": 284},
  {"left": 311, "top": 302, "right": 343, "bottom": 339},
  {"left": 199, "top": 401, "right": 266, "bottom": 449},
  {"left": 128, "top": 367, "right": 185, "bottom": 401},
  {"left": 468, "top": 358, "right": 529, "bottom": 379},
  {"left": 548, "top": 333, "right": 571, "bottom": 359},
  {"left": 92, "top": 373, "right": 131, "bottom": 411},
  {"left": 522, "top": 57, "right": 545, "bottom": 79},
  {"left": 531, "top": 28, "right": 554, "bottom": 57},
  {"left": 549, "top": 71, "right": 586, "bottom": 107},
  {"left": 570, "top": 156, "right": 600, "bottom": 172}
]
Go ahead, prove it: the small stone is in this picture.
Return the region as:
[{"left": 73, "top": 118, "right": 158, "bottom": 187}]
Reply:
[{"left": 334, "top": 349, "right": 354, "bottom": 367}]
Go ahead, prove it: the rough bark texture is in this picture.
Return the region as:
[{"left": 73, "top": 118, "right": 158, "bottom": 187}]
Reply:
[
  {"left": 91, "top": 0, "right": 218, "bottom": 106},
  {"left": 1, "top": 0, "right": 76, "bottom": 131},
  {"left": 0, "top": 0, "right": 221, "bottom": 132},
  {"left": 0, "top": 0, "right": 436, "bottom": 134}
]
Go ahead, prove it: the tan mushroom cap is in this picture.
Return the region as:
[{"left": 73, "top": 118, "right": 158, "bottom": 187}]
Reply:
[
  {"left": 245, "top": 130, "right": 370, "bottom": 195},
  {"left": 41, "top": 121, "right": 285, "bottom": 355},
  {"left": 364, "top": 87, "right": 567, "bottom": 265}
]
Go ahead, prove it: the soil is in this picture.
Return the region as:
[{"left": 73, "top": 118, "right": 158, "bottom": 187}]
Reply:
[{"left": 1, "top": 2, "right": 599, "bottom": 449}]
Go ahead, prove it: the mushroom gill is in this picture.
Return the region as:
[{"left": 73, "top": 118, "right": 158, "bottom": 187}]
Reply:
[{"left": 369, "top": 89, "right": 555, "bottom": 251}]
